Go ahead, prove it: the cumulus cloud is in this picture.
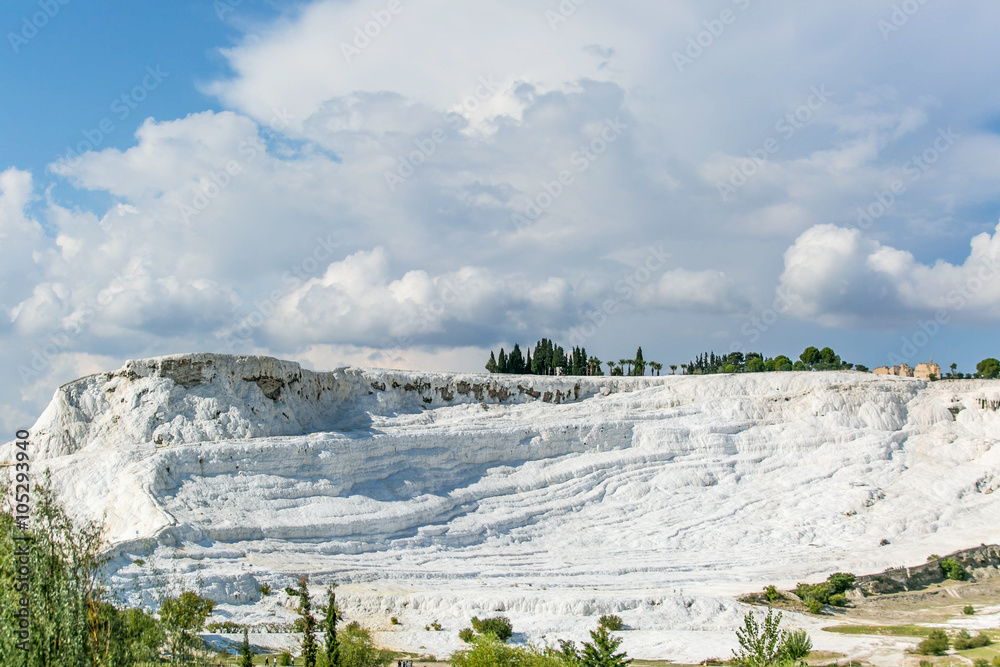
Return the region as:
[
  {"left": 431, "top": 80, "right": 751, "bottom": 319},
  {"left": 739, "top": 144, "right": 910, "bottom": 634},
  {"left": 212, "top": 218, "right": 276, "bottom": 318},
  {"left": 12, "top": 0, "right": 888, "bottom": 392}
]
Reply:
[{"left": 778, "top": 223, "right": 1000, "bottom": 327}]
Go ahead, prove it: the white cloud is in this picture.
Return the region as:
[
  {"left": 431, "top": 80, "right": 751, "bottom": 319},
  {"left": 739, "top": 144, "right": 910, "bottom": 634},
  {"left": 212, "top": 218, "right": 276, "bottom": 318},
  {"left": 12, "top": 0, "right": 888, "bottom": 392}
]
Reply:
[{"left": 778, "top": 223, "right": 1000, "bottom": 327}]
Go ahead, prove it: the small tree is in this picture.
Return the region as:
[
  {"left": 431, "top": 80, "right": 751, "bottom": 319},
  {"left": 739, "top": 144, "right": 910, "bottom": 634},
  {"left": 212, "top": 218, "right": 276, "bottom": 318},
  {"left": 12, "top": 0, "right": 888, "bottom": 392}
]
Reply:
[
  {"left": 321, "top": 584, "right": 340, "bottom": 667},
  {"left": 299, "top": 576, "right": 318, "bottom": 667},
  {"left": 470, "top": 616, "right": 513, "bottom": 642},
  {"left": 732, "top": 608, "right": 790, "bottom": 667},
  {"left": 240, "top": 627, "right": 254, "bottom": 667},
  {"left": 160, "top": 590, "right": 216, "bottom": 663},
  {"left": 915, "top": 629, "right": 950, "bottom": 655},
  {"left": 581, "top": 625, "right": 631, "bottom": 667},
  {"left": 598, "top": 615, "right": 624, "bottom": 631},
  {"left": 940, "top": 558, "right": 967, "bottom": 580}
]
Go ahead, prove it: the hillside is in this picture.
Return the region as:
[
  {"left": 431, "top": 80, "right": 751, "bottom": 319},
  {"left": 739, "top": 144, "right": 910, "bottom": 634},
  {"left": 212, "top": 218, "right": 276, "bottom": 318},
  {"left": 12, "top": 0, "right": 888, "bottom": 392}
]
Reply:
[{"left": 3, "top": 353, "right": 999, "bottom": 662}]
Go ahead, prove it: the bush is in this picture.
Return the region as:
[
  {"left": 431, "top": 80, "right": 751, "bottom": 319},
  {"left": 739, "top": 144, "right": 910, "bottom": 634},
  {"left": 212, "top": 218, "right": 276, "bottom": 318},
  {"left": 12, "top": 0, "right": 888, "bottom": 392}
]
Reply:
[
  {"left": 940, "top": 558, "right": 967, "bottom": 581},
  {"left": 806, "top": 598, "right": 824, "bottom": 614},
  {"left": 953, "top": 630, "right": 992, "bottom": 650},
  {"left": 779, "top": 629, "right": 812, "bottom": 661},
  {"left": 974, "top": 660, "right": 990, "bottom": 667},
  {"left": 963, "top": 604, "right": 975, "bottom": 615},
  {"left": 459, "top": 627, "right": 475, "bottom": 643},
  {"left": 828, "top": 594, "right": 848, "bottom": 607},
  {"left": 471, "top": 616, "right": 513, "bottom": 642},
  {"left": 826, "top": 573, "right": 855, "bottom": 595},
  {"left": 279, "top": 652, "right": 292, "bottom": 665},
  {"left": 285, "top": 587, "right": 299, "bottom": 596},
  {"left": 764, "top": 586, "right": 781, "bottom": 603},
  {"left": 914, "top": 629, "right": 949, "bottom": 655},
  {"left": 598, "top": 615, "right": 624, "bottom": 631},
  {"left": 339, "top": 619, "right": 394, "bottom": 667},
  {"left": 390, "top": 616, "right": 399, "bottom": 625},
  {"left": 260, "top": 584, "right": 272, "bottom": 596}
]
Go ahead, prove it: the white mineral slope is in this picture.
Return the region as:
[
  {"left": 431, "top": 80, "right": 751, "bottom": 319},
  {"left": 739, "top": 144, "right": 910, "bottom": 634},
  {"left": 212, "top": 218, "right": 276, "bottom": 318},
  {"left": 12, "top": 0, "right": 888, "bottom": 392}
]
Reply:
[{"left": 3, "top": 353, "right": 1000, "bottom": 663}]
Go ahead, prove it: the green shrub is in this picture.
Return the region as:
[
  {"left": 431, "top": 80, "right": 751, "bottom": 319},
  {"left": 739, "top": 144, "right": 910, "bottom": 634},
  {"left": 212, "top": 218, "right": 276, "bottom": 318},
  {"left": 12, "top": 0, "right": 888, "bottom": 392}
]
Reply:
[
  {"left": 459, "top": 627, "right": 475, "bottom": 643},
  {"left": 806, "top": 598, "right": 824, "bottom": 614},
  {"left": 940, "top": 558, "right": 967, "bottom": 581},
  {"left": 974, "top": 659, "right": 990, "bottom": 667},
  {"left": 826, "top": 573, "right": 855, "bottom": 595},
  {"left": 598, "top": 615, "right": 624, "bottom": 631},
  {"left": 779, "top": 629, "right": 812, "bottom": 660},
  {"left": 963, "top": 604, "right": 975, "bottom": 615},
  {"left": 279, "top": 651, "right": 292, "bottom": 665},
  {"left": 764, "top": 585, "right": 781, "bottom": 603},
  {"left": 133, "top": 558, "right": 145, "bottom": 566},
  {"left": 470, "top": 616, "right": 513, "bottom": 642},
  {"left": 829, "top": 594, "right": 848, "bottom": 607},
  {"left": 260, "top": 584, "right": 272, "bottom": 596},
  {"left": 285, "top": 587, "right": 299, "bottom": 596},
  {"left": 914, "top": 629, "right": 949, "bottom": 655},
  {"left": 953, "top": 630, "right": 992, "bottom": 650},
  {"left": 390, "top": 616, "right": 399, "bottom": 625}
]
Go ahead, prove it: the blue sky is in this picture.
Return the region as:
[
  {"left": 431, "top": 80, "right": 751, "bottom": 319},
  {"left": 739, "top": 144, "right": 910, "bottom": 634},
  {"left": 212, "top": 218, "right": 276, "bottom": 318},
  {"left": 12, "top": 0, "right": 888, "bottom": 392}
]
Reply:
[{"left": 2, "top": 0, "right": 1000, "bottom": 431}]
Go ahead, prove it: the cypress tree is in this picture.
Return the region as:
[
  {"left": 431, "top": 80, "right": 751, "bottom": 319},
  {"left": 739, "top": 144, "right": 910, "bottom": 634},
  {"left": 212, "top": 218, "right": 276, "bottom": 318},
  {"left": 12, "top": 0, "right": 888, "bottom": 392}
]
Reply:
[
  {"left": 510, "top": 343, "right": 524, "bottom": 374},
  {"left": 486, "top": 351, "right": 497, "bottom": 373},
  {"left": 299, "top": 576, "right": 318, "bottom": 667},
  {"left": 240, "top": 627, "right": 254, "bottom": 667},
  {"left": 322, "top": 585, "right": 340, "bottom": 667}
]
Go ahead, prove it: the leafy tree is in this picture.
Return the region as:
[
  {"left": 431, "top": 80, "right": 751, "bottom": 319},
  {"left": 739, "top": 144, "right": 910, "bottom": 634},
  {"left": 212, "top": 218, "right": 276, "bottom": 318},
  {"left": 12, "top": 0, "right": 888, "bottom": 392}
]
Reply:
[
  {"left": 732, "top": 608, "right": 784, "bottom": 667},
  {"left": 240, "top": 627, "right": 254, "bottom": 667},
  {"left": 581, "top": 625, "right": 631, "bottom": 667},
  {"left": 633, "top": 348, "right": 645, "bottom": 376},
  {"left": 669, "top": 364, "right": 677, "bottom": 375},
  {"left": 321, "top": 584, "right": 340, "bottom": 667},
  {"left": 498, "top": 349, "right": 508, "bottom": 374},
  {"left": 298, "top": 576, "right": 319, "bottom": 667},
  {"left": 940, "top": 558, "right": 966, "bottom": 580},
  {"left": 339, "top": 621, "right": 393, "bottom": 667},
  {"left": 606, "top": 361, "right": 615, "bottom": 376},
  {"left": 486, "top": 352, "right": 498, "bottom": 373},
  {"left": 160, "top": 589, "right": 217, "bottom": 663},
  {"left": 800, "top": 347, "right": 821, "bottom": 367},
  {"left": 977, "top": 358, "right": 1000, "bottom": 379}
]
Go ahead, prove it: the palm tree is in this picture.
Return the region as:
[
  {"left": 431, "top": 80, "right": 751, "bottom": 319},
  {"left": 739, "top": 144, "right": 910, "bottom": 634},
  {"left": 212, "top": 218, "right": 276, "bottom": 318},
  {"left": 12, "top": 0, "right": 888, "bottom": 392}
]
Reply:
[
  {"left": 619, "top": 359, "right": 631, "bottom": 376},
  {"left": 606, "top": 360, "right": 615, "bottom": 376},
  {"left": 649, "top": 362, "right": 662, "bottom": 376},
  {"left": 589, "top": 357, "right": 602, "bottom": 376},
  {"left": 670, "top": 364, "right": 677, "bottom": 375}
]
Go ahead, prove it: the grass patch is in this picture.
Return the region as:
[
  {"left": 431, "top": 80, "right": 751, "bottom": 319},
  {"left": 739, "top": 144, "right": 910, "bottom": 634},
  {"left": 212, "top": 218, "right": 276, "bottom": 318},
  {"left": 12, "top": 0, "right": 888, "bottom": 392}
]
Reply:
[
  {"left": 822, "top": 625, "right": 936, "bottom": 638},
  {"left": 958, "top": 644, "right": 1000, "bottom": 661}
]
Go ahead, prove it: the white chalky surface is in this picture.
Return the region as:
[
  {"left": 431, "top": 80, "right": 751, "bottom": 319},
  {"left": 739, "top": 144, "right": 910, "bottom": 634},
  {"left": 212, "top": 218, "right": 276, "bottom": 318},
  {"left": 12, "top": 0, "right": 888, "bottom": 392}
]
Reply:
[{"left": 3, "top": 354, "right": 999, "bottom": 663}]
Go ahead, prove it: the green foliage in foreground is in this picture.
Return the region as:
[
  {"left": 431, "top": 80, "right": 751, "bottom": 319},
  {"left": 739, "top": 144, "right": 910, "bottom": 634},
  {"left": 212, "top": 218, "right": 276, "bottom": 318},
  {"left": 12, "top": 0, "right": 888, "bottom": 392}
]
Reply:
[
  {"left": 0, "top": 475, "right": 166, "bottom": 666},
  {"left": 451, "top": 635, "right": 566, "bottom": 667},
  {"left": 336, "top": 621, "right": 394, "bottom": 667},
  {"left": 732, "top": 608, "right": 813, "bottom": 667}
]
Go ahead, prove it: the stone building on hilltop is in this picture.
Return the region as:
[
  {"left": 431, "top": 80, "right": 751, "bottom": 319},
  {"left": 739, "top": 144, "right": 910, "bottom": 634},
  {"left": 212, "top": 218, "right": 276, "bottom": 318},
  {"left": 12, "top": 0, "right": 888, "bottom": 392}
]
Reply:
[{"left": 872, "top": 361, "right": 940, "bottom": 380}]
